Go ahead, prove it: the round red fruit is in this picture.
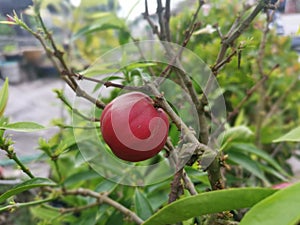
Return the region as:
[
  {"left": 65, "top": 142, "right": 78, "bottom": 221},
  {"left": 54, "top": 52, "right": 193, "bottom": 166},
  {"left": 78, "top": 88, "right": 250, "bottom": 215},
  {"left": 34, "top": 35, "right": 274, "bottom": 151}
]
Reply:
[{"left": 100, "top": 92, "right": 169, "bottom": 162}]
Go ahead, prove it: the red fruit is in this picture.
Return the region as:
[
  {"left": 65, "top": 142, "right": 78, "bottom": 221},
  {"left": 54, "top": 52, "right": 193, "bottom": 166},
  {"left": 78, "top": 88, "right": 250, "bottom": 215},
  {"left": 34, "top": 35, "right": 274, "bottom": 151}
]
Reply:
[{"left": 100, "top": 92, "right": 169, "bottom": 162}]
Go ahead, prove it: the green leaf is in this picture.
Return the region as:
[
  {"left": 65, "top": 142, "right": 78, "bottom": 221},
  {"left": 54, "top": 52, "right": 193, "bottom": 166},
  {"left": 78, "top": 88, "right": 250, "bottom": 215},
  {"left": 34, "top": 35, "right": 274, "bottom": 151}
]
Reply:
[
  {"left": 105, "top": 211, "right": 124, "bottom": 225},
  {"left": 228, "top": 151, "right": 269, "bottom": 184},
  {"left": 125, "top": 62, "right": 157, "bottom": 71},
  {"left": 240, "top": 182, "right": 300, "bottom": 225},
  {"left": 0, "top": 178, "right": 57, "bottom": 203},
  {"left": 142, "top": 188, "right": 276, "bottom": 225},
  {"left": 229, "top": 143, "right": 289, "bottom": 177},
  {"left": 0, "top": 78, "right": 9, "bottom": 117},
  {"left": 0, "top": 122, "right": 45, "bottom": 132},
  {"left": 219, "top": 125, "right": 254, "bottom": 150},
  {"left": 72, "top": 13, "right": 125, "bottom": 41},
  {"left": 0, "top": 21, "right": 16, "bottom": 25},
  {"left": 80, "top": 63, "right": 118, "bottom": 77},
  {"left": 95, "top": 179, "right": 118, "bottom": 193},
  {"left": 30, "top": 205, "right": 61, "bottom": 221},
  {"left": 273, "top": 126, "right": 300, "bottom": 142},
  {"left": 135, "top": 188, "right": 153, "bottom": 220},
  {"left": 63, "top": 170, "right": 100, "bottom": 188},
  {"left": 30, "top": 204, "right": 76, "bottom": 224}
]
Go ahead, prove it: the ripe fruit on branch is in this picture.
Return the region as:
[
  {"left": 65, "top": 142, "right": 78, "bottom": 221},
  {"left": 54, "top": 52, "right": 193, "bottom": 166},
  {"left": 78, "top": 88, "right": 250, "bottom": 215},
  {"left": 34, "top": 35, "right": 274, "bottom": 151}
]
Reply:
[{"left": 100, "top": 92, "right": 169, "bottom": 162}]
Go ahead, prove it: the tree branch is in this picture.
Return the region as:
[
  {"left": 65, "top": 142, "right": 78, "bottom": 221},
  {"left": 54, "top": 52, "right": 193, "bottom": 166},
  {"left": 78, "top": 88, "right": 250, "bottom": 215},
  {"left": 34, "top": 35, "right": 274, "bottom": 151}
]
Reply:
[
  {"left": 0, "top": 138, "right": 35, "bottom": 179},
  {"left": 64, "top": 188, "right": 144, "bottom": 224}
]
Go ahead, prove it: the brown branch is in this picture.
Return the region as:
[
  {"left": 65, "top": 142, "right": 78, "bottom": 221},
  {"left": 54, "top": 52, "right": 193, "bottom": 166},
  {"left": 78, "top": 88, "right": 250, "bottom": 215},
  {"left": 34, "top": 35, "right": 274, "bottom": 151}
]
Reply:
[
  {"left": 1, "top": 140, "right": 35, "bottom": 179},
  {"left": 33, "top": 13, "right": 106, "bottom": 109},
  {"left": 182, "top": 170, "right": 198, "bottom": 195},
  {"left": 206, "top": 153, "right": 225, "bottom": 190},
  {"left": 165, "top": 0, "right": 172, "bottom": 42},
  {"left": 214, "top": 23, "right": 224, "bottom": 39},
  {"left": 54, "top": 89, "right": 99, "bottom": 122},
  {"left": 143, "top": 0, "right": 159, "bottom": 35},
  {"left": 168, "top": 168, "right": 184, "bottom": 203},
  {"left": 157, "top": 0, "right": 167, "bottom": 40},
  {"left": 150, "top": 84, "right": 214, "bottom": 156},
  {"left": 212, "top": 48, "right": 238, "bottom": 75},
  {"left": 63, "top": 188, "right": 144, "bottom": 224},
  {"left": 62, "top": 70, "right": 145, "bottom": 92},
  {"left": 199, "top": 1, "right": 269, "bottom": 190},
  {"left": 144, "top": 0, "right": 223, "bottom": 191},
  {"left": 186, "top": 0, "right": 205, "bottom": 38},
  {"left": 214, "top": 0, "right": 269, "bottom": 71}
]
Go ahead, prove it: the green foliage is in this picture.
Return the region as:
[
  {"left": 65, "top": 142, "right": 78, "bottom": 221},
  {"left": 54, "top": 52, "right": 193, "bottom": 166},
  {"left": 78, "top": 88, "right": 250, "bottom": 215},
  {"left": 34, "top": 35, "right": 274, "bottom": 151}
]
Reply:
[
  {"left": 0, "top": 16, "right": 16, "bottom": 35},
  {"left": 0, "top": 78, "right": 9, "bottom": 117},
  {"left": 240, "top": 182, "right": 300, "bottom": 225},
  {"left": 170, "top": 1, "right": 299, "bottom": 185},
  {"left": 0, "top": 178, "right": 57, "bottom": 204},
  {"left": 0, "top": 121, "right": 45, "bottom": 132},
  {"left": 143, "top": 188, "right": 276, "bottom": 225},
  {"left": 273, "top": 126, "right": 300, "bottom": 142},
  {"left": 134, "top": 188, "right": 153, "bottom": 220}
]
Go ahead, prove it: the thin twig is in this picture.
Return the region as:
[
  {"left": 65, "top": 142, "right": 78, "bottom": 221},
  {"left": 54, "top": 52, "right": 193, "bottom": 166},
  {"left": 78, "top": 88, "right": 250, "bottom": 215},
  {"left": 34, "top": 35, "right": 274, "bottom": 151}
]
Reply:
[
  {"left": 149, "top": 83, "right": 214, "bottom": 156},
  {"left": 214, "top": 0, "right": 269, "bottom": 71},
  {"left": 143, "top": 0, "right": 159, "bottom": 35},
  {"left": 168, "top": 168, "right": 184, "bottom": 203},
  {"left": 182, "top": 169, "right": 198, "bottom": 195},
  {"left": 157, "top": 0, "right": 167, "bottom": 40},
  {"left": 54, "top": 89, "right": 99, "bottom": 122},
  {"left": 0, "top": 139, "right": 35, "bottom": 179},
  {"left": 62, "top": 70, "right": 145, "bottom": 92},
  {"left": 0, "top": 198, "right": 55, "bottom": 213},
  {"left": 165, "top": 0, "right": 172, "bottom": 42},
  {"left": 33, "top": 12, "right": 106, "bottom": 109},
  {"left": 64, "top": 188, "right": 144, "bottom": 224}
]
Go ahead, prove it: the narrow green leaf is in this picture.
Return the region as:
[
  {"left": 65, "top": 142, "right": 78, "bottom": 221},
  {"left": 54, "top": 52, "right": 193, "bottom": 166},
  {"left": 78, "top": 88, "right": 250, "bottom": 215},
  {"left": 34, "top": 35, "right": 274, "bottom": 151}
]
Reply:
[
  {"left": 63, "top": 170, "right": 100, "bottom": 188},
  {"left": 135, "top": 188, "right": 153, "bottom": 220},
  {"left": 228, "top": 151, "right": 269, "bottom": 183},
  {"left": 142, "top": 188, "right": 276, "bottom": 225},
  {"left": 260, "top": 164, "right": 288, "bottom": 181},
  {"left": 273, "top": 126, "right": 300, "bottom": 142},
  {"left": 229, "top": 143, "right": 289, "bottom": 177},
  {"left": 72, "top": 14, "right": 125, "bottom": 41},
  {"left": 0, "top": 178, "right": 57, "bottom": 203},
  {"left": 95, "top": 179, "right": 118, "bottom": 193},
  {"left": 221, "top": 126, "right": 254, "bottom": 144},
  {"left": 125, "top": 62, "right": 157, "bottom": 71},
  {"left": 240, "top": 182, "right": 300, "bottom": 225},
  {"left": 0, "top": 21, "right": 16, "bottom": 25},
  {"left": 105, "top": 211, "right": 123, "bottom": 225},
  {"left": 0, "top": 78, "right": 9, "bottom": 117},
  {"left": 219, "top": 126, "right": 254, "bottom": 151},
  {"left": 30, "top": 204, "right": 76, "bottom": 223},
  {"left": 0, "top": 122, "right": 45, "bottom": 132},
  {"left": 80, "top": 63, "right": 117, "bottom": 77}
]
